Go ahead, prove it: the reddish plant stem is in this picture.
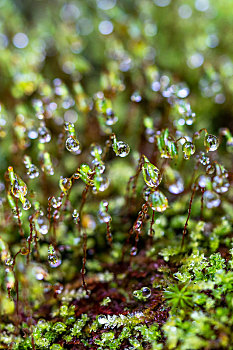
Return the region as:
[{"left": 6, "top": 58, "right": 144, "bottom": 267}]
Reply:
[
  {"left": 182, "top": 184, "right": 197, "bottom": 248},
  {"left": 81, "top": 232, "right": 89, "bottom": 295},
  {"left": 15, "top": 199, "right": 24, "bottom": 237}
]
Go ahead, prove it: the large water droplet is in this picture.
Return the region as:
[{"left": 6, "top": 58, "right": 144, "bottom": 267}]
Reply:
[
  {"left": 142, "top": 156, "right": 162, "bottom": 189},
  {"left": 203, "top": 190, "right": 221, "bottom": 209},
  {"left": 66, "top": 136, "right": 80, "bottom": 154},
  {"left": 204, "top": 134, "right": 219, "bottom": 152},
  {"left": 148, "top": 190, "right": 168, "bottom": 212},
  {"left": 182, "top": 142, "right": 195, "bottom": 160},
  {"left": 113, "top": 141, "right": 130, "bottom": 157}
]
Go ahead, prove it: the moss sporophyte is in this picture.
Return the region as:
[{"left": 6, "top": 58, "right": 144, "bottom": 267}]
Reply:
[{"left": 1, "top": 0, "right": 233, "bottom": 349}]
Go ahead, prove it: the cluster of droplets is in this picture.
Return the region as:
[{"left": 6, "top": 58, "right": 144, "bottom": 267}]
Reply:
[{"left": 90, "top": 144, "right": 109, "bottom": 193}]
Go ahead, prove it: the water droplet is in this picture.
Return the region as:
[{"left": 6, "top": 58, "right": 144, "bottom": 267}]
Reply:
[
  {"left": 113, "top": 141, "right": 130, "bottom": 157},
  {"left": 28, "top": 165, "right": 39, "bottom": 179},
  {"left": 205, "top": 164, "right": 215, "bottom": 175},
  {"left": 92, "top": 159, "right": 105, "bottom": 174},
  {"left": 212, "top": 175, "right": 230, "bottom": 194},
  {"left": 182, "top": 142, "right": 195, "bottom": 160},
  {"left": 141, "top": 287, "right": 151, "bottom": 298},
  {"left": 98, "top": 315, "right": 107, "bottom": 325},
  {"left": 98, "top": 211, "right": 112, "bottom": 223},
  {"left": 38, "top": 125, "right": 51, "bottom": 143},
  {"left": 197, "top": 151, "right": 210, "bottom": 166},
  {"left": 51, "top": 196, "right": 62, "bottom": 208},
  {"left": 203, "top": 190, "right": 221, "bottom": 209},
  {"left": 11, "top": 180, "right": 27, "bottom": 198},
  {"left": 133, "top": 290, "right": 141, "bottom": 299},
  {"left": 5, "top": 258, "right": 14, "bottom": 267},
  {"left": 37, "top": 214, "right": 49, "bottom": 235},
  {"left": 130, "top": 246, "right": 138, "bottom": 256},
  {"left": 167, "top": 172, "right": 184, "bottom": 194},
  {"left": 90, "top": 143, "right": 102, "bottom": 157},
  {"left": 72, "top": 209, "right": 80, "bottom": 224},
  {"left": 131, "top": 91, "right": 142, "bottom": 102},
  {"left": 142, "top": 156, "right": 162, "bottom": 189},
  {"left": 65, "top": 136, "right": 80, "bottom": 154},
  {"left": 198, "top": 175, "right": 210, "bottom": 188},
  {"left": 59, "top": 177, "right": 72, "bottom": 194},
  {"left": 23, "top": 198, "right": 31, "bottom": 210},
  {"left": 93, "top": 175, "right": 109, "bottom": 193},
  {"left": 48, "top": 245, "right": 62, "bottom": 268},
  {"left": 148, "top": 190, "right": 168, "bottom": 212},
  {"left": 204, "top": 134, "right": 219, "bottom": 152}
]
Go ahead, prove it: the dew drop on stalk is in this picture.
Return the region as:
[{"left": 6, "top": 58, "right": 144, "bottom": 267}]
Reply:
[
  {"left": 197, "top": 151, "right": 210, "bottom": 166},
  {"left": 90, "top": 143, "right": 102, "bottom": 157},
  {"left": 212, "top": 175, "right": 230, "bottom": 194},
  {"left": 23, "top": 198, "right": 31, "bottom": 210},
  {"left": 182, "top": 142, "right": 195, "bottom": 160},
  {"left": 105, "top": 109, "right": 118, "bottom": 126},
  {"left": 206, "top": 164, "right": 215, "bottom": 175},
  {"left": 48, "top": 245, "right": 62, "bottom": 268},
  {"left": 168, "top": 173, "right": 184, "bottom": 194},
  {"left": 38, "top": 124, "right": 51, "bottom": 143},
  {"left": 92, "top": 159, "right": 105, "bottom": 174},
  {"left": 59, "top": 177, "right": 72, "bottom": 194},
  {"left": 149, "top": 190, "right": 168, "bottom": 212},
  {"left": 130, "top": 246, "right": 137, "bottom": 256},
  {"left": 51, "top": 196, "right": 62, "bottom": 208},
  {"left": 114, "top": 141, "right": 130, "bottom": 157},
  {"left": 198, "top": 175, "right": 210, "bottom": 188},
  {"left": 72, "top": 209, "right": 80, "bottom": 224},
  {"left": 27, "top": 165, "right": 39, "bottom": 179},
  {"left": 204, "top": 134, "right": 219, "bottom": 152},
  {"left": 142, "top": 156, "right": 162, "bottom": 189},
  {"left": 65, "top": 136, "right": 80, "bottom": 154},
  {"left": 203, "top": 190, "right": 221, "bottom": 209},
  {"left": 5, "top": 258, "right": 14, "bottom": 267},
  {"left": 37, "top": 213, "right": 49, "bottom": 235},
  {"left": 12, "top": 208, "right": 22, "bottom": 218}
]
